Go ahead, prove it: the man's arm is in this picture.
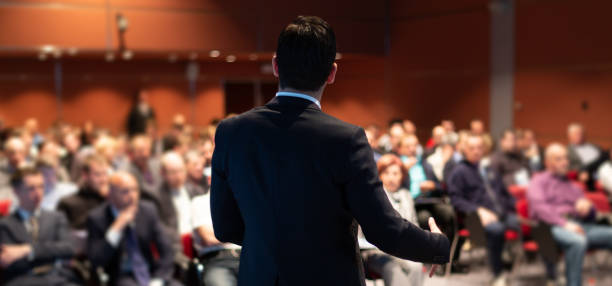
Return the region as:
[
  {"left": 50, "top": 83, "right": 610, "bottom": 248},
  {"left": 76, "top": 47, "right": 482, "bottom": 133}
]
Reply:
[
  {"left": 343, "top": 128, "right": 449, "bottom": 264},
  {"left": 210, "top": 121, "right": 245, "bottom": 245}
]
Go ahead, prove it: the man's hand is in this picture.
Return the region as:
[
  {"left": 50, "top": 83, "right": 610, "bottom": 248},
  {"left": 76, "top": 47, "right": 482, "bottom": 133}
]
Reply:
[
  {"left": 420, "top": 181, "right": 436, "bottom": 192},
  {"left": 564, "top": 221, "right": 584, "bottom": 235},
  {"left": 575, "top": 198, "right": 593, "bottom": 218},
  {"left": 0, "top": 244, "right": 32, "bottom": 268},
  {"left": 427, "top": 217, "right": 443, "bottom": 277},
  {"left": 477, "top": 207, "right": 498, "bottom": 227},
  {"left": 110, "top": 203, "right": 138, "bottom": 232}
]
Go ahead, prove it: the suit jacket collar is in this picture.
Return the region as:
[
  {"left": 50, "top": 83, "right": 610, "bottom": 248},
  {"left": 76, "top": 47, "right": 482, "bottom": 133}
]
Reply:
[{"left": 266, "top": 96, "right": 321, "bottom": 112}]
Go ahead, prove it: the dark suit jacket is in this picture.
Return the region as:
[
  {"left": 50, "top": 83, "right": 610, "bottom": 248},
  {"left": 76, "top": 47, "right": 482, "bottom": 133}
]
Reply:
[
  {"left": 211, "top": 96, "right": 450, "bottom": 286},
  {"left": 86, "top": 201, "right": 174, "bottom": 285},
  {"left": 126, "top": 105, "right": 156, "bottom": 137},
  {"left": 57, "top": 186, "right": 106, "bottom": 230},
  {"left": 0, "top": 210, "right": 75, "bottom": 284}
]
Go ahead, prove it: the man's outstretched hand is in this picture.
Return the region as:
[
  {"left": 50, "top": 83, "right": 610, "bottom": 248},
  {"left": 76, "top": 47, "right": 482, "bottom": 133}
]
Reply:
[{"left": 428, "top": 217, "right": 443, "bottom": 278}]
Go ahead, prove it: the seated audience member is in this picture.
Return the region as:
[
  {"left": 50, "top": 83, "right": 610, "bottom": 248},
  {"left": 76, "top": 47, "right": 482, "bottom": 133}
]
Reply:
[
  {"left": 37, "top": 141, "right": 79, "bottom": 210},
  {"left": 60, "top": 130, "right": 83, "bottom": 182},
  {"left": 441, "top": 120, "right": 458, "bottom": 144},
  {"left": 397, "top": 135, "right": 457, "bottom": 260},
  {"left": 528, "top": 143, "right": 612, "bottom": 286},
  {"left": 447, "top": 133, "right": 518, "bottom": 286},
  {"left": 57, "top": 154, "right": 110, "bottom": 230},
  {"left": 470, "top": 119, "right": 485, "bottom": 135},
  {"left": 402, "top": 119, "right": 417, "bottom": 135},
  {"left": 184, "top": 150, "right": 209, "bottom": 194},
  {"left": 566, "top": 123, "right": 606, "bottom": 187},
  {"left": 87, "top": 171, "right": 176, "bottom": 286},
  {"left": 443, "top": 130, "right": 469, "bottom": 185},
  {"left": 360, "top": 154, "right": 423, "bottom": 286},
  {"left": 154, "top": 152, "right": 205, "bottom": 267},
  {"left": 0, "top": 137, "right": 28, "bottom": 204},
  {"left": 192, "top": 192, "right": 241, "bottom": 286},
  {"left": 426, "top": 133, "right": 456, "bottom": 182},
  {"left": 516, "top": 129, "right": 544, "bottom": 172},
  {"left": 0, "top": 166, "right": 77, "bottom": 286},
  {"left": 597, "top": 149, "right": 612, "bottom": 196},
  {"left": 378, "top": 119, "right": 405, "bottom": 153},
  {"left": 489, "top": 129, "right": 531, "bottom": 187},
  {"left": 424, "top": 125, "right": 446, "bottom": 156},
  {"left": 127, "top": 135, "right": 162, "bottom": 199}
]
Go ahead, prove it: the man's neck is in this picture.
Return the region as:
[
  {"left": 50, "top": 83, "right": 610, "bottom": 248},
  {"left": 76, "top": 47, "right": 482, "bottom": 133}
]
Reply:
[{"left": 278, "top": 87, "right": 323, "bottom": 102}]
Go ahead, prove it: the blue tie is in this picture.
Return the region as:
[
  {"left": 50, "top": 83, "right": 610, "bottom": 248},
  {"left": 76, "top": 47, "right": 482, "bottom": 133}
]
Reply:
[{"left": 125, "top": 226, "right": 151, "bottom": 286}]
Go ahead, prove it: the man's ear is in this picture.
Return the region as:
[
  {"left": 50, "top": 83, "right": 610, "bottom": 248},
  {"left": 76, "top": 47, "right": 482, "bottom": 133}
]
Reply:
[
  {"left": 326, "top": 62, "right": 338, "bottom": 84},
  {"left": 272, "top": 55, "right": 279, "bottom": 78}
]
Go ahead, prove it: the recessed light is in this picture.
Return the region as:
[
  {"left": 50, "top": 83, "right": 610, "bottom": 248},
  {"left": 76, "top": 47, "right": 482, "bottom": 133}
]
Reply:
[
  {"left": 248, "top": 54, "right": 258, "bottom": 61},
  {"left": 122, "top": 50, "right": 133, "bottom": 60},
  {"left": 226, "top": 55, "right": 236, "bottom": 63},
  {"left": 67, "top": 47, "right": 79, "bottom": 56},
  {"left": 209, "top": 50, "right": 220, "bottom": 58},
  {"left": 40, "top": 45, "right": 54, "bottom": 53}
]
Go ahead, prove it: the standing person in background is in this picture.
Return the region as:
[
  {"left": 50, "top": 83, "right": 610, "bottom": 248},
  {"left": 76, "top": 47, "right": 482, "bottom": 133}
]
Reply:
[{"left": 126, "top": 89, "right": 156, "bottom": 138}]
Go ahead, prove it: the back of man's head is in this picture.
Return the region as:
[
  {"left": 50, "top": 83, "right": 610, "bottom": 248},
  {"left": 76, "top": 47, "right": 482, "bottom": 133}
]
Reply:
[{"left": 276, "top": 16, "right": 336, "bottom": 92}]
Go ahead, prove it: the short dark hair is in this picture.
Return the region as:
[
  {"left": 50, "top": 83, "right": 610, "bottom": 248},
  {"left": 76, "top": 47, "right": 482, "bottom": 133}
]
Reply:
[
  {"left": 10, "top": 165, "right": 42, "bottom": 191},
  {"left": 276, "top": 16, "right": 336, "bottom": 91}
]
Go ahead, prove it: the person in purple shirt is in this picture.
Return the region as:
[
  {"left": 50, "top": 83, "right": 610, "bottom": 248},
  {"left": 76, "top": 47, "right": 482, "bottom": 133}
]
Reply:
[
  {"left": 447, "top": 133, "right": 518, "bottom": 286},
  {"left": 528, "top": 143, "right": 612, "bottom": 286}
]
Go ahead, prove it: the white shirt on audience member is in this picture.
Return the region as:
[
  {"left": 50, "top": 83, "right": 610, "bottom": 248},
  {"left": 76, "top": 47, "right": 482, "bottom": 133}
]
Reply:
[{"left": 191, "top": 193, "right": 241, "bottom": 255}]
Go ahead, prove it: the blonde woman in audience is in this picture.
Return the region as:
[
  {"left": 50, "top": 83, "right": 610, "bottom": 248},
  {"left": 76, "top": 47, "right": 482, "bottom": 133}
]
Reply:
[{"left": 360, "top": 154, "right": 424, "bottom": 286}]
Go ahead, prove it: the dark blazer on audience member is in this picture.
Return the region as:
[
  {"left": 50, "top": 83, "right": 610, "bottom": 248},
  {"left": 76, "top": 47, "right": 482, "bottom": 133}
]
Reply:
[
  {"left": 447, "top": 160, "right": 516, "bottom": 216},
  {"left": 211, "top": 96, "right": 450, "bottom": 286},
  {"left": 57, "top": 186, "right": 106, "bottom": 230},
  {"left": 0, "top": 210, "right": 75, "bottom": 285},
  {"left": 86, "top": 201, "right": 174, "bottom": 285}
]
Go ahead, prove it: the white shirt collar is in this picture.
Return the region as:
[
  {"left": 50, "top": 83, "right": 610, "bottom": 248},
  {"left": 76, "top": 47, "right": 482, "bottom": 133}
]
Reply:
[{"left": 275, "top": 91, "right": 321, "bottom": 108}]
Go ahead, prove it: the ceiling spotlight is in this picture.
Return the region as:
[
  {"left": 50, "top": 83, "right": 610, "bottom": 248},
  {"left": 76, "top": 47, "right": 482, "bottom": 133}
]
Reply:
[
  {"left": 248, "top": 54, "right": 258, "bottom": 61},
  {"left": 209, "top": 50, "right": 220, "bottom": 58},
  {"left": 122, "top": 50, "right": 133, "bottom": 60},
  {"left": 226, "top": 55, "right": 236, "bottom": 63},
  {"left": 67, "top": 47, "right": 79, "bottom": 56},
  {"left": 40, "top": 45, "right": 55, "bottom": 54},
  {"left": 105, "top": 52, "right": 115, "bottom": 62}
]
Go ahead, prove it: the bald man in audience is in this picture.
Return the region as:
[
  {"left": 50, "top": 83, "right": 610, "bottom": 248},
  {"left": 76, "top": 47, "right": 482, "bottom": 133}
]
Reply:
[
  {"left": 528, "top": 143, "right": 612, "bottom": 286},
  {"left": 87, "top": 171, "right": 175, "bottom": 286},
  {"left": 0, "top": 137, "right": 28, "bottom": 204},
  {"left": 153, "top": 152, "right": 205, "bottom": 267}
]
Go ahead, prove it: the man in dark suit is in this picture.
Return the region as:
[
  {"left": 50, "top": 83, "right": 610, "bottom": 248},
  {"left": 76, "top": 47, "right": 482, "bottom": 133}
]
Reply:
[
  {"left": 126, "top": 89, "right": 156, "bottom": 138},
  {"left": 57, "top": 153, "right": 110, "bottom": 230},
  {"left": 0, "top": 166, "right": 77, "bottom": 286},
  {"left": 87, "top": 171, "right": 176, "bottom": 286},
  {"left": 210, "top": 16, "right": 450, "bottom": 286}
]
